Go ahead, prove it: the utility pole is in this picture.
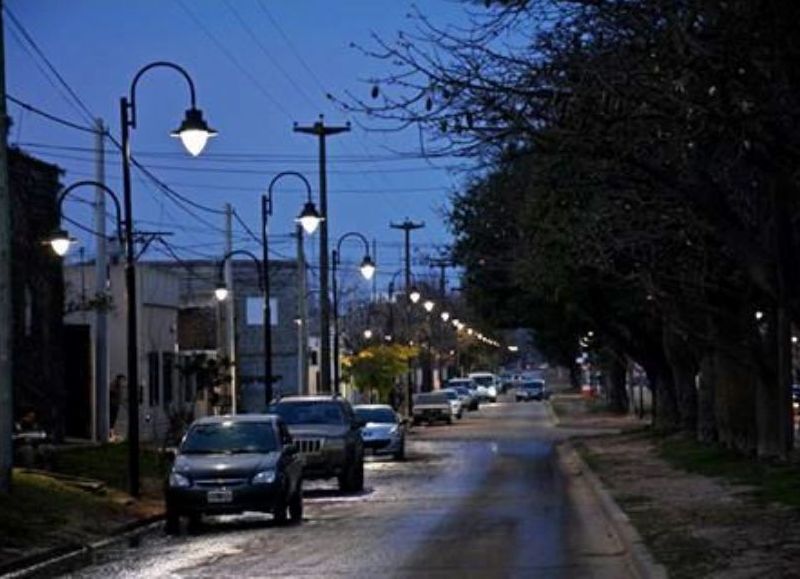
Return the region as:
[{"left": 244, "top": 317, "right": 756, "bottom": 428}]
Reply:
[
  {"left": 94, "top": 119, "right": 109, "bottom": 442},
  {"left": 428, "top": 256, "right": 451, "bottom": 385},
  {"left": 294, "top": 116, "right": 349, "bottom": 393},
  {"left": 296, "top": 225, "right": 309, "bottom": 395},
  {"left": 390, "top": 219, "right": 425, "bottom": 415},
  {"left": 224, "top": 204, "right": 236, "bottom": 413},
  {"left": 0, "top": 0, "right": 13, "bottom": 493}
]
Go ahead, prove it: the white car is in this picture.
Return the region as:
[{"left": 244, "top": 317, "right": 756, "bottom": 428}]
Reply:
[
  {"left": 441, "top": 388, "right": 464, "bottom": 419},
  {"left": 467, "top": 372, "right": 499, "bottom": 402}
]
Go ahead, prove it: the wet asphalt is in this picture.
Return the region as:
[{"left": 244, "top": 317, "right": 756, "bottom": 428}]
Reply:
[{"left": 66, "top": 399, "right": 633, "bottom": 578}]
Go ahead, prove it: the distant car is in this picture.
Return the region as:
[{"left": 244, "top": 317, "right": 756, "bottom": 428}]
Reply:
[
  {"left": 516, "top": 380, "right": 548, "bottom": 402},
  {"left": 446, "top": 378, "right": 480, "bottom": 410},
  {"left": 793, "top": 385, "right": 800, "bottom": 413},
  {"left": 165, "top": 414, "right": 304, "bottom": 534},
  {"left": 354, "top": 404, "right": 406, "bottom": 460},
  {"left": 468, "top": 372, "right": 499, "bottom": 402},
  {"left": 441, "top": 388, "right": 464, "bottom": 419},
  {"left": 269, "top": 396, "right": 365, "bottom": 492},
  {"left": 413, "top": 392, "right": 454, "bottom": 425},
  {"left": 448, "top": 382, "right": 479, "bottom": 411}
]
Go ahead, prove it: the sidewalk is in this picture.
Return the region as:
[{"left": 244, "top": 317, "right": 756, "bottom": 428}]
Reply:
[{"left": 552, "top": 392, "right": 800, "bottom": 578}]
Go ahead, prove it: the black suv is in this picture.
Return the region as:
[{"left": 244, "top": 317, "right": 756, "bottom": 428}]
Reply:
[
  {"left": 269, "top": 396, "right": 365, "bottom": 492},
  {"left": 165, "top": 414, "right": 304, "bottom": 534}
]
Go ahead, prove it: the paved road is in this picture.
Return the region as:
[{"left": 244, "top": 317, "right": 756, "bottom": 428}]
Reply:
[{"left": 69, "top": 400, "right": 634, "bottom": 578}]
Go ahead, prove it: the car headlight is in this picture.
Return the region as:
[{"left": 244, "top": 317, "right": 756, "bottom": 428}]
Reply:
[
  {"left": 389, "top": 425, "right": 399, "bottom": 435},
  {"left": 252, "top": 470, "right": 276, "bottom": 485},
  {"left": 169, "top": 472, "right": 191, "bottom": 488}
]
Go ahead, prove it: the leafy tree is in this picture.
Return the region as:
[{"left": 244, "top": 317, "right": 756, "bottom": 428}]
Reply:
[{"left": 343, "top": 344, "right": 419, "bottom": 403}]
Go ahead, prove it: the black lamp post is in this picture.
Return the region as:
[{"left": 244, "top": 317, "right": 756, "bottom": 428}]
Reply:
[
  {"left": 263, "top": 172, "right": 321, "bottom": 405},
  {"left": 331, "top": 232, "right": 375, "bottom": 394},
  {"left": 48, "top": 180, "right": 124, "bottom": 257},
  {"left": 120, "top": 61, "right": 216, "bottom": 498},
  {"left": 214, "top": 250, "right": 265, "bottom": 413}
]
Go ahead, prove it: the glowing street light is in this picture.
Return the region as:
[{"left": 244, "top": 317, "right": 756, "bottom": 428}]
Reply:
[{"left": 423, "top": 300, "right": 435, "bottom": 313}]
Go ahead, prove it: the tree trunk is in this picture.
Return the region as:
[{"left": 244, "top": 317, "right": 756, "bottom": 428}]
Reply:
[
  {"left": 662, "top": 326, "right": 698, "bottom": 433},
  {"left": 644, "top": 361, "right": 680, "bottom": 432},
  {"left": 696, "top": 353, "right": 717, "bottom": 443},
  {"left": 712, "top": 341, "right": 757, "bottom": 455},
  {"left": 602, "top": 349, "right": 628, "bottom": 413}
]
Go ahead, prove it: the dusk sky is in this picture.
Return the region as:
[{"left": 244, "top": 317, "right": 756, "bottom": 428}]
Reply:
[{"left": 4, "top": 1, "right": 474, "bottom": 289}]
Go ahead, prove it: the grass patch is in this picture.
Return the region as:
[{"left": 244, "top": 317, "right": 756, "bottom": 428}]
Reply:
[
  {"left": 0, "top": 471, "right": 126, "bottom": 556},
  {"left": 659, "top": 436, "right": 800, "bottom": 508},
  {"left": 51, "top": 442, "right": 168, "bottom": 492}
]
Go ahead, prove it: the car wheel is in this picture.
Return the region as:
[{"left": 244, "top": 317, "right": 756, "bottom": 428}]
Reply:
[
  {"left": 273, "top": 484, "right": 289, "bottom": 524},
  {"left": 289, "top": 480, "right": 303, "bottom": 524},
  {"left": 352, "top": 459, "right": 364, "bottom": 491},
  {"left": 446, "top": 416, "right": 453, "bottom": 425},
  {"left": 165, "top": 509, "right": 180, "bottom": 535}
]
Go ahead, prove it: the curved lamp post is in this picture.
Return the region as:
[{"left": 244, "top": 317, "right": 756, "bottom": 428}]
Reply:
[
  {"left": 332, "top": 231, "right": 375, "bottom": 394},
  {"left": 120, "top": 61, "right": 215, "bottom": 497},
  {"left": 262, "top": 172, "right": 322, "bottom": 405},
  {"left": 48, "top": 180, "right": 124, "bottom": 256},
  {"left": 214, "top": 249, "right": 265, "bottom": 414}
]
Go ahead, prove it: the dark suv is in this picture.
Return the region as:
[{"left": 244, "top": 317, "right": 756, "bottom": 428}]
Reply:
[{"left": 269, "top": 396, "right": 365, "bottom": 492}]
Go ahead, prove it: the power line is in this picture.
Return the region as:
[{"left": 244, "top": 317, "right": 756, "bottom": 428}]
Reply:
[{"left": 175, "top": 0, "right": 293, "bottom": 119}]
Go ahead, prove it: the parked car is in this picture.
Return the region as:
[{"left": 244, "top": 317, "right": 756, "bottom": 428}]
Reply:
[
  {"left": 447, "top": 383, "right": 478, "bottom": 411},
  {"left": 412, "top": 392, "right": 454, "bottom": 425},
  {"left": 468, "top": 372, "right": 499, "bottom": 402},
  {"left": 793, "top": 384, "right": 800, "bottom": 413},
  {"left": 165, "top": 414, "right": 304, "bottom": 534},
  {"left": 441, "top": 388, "right": 464, "bottom": 419},
  {"left": 269, "top": 396, "right": 365, "bottom": 492},
  {"left": 354, "top": 404, "right": 407, "bottom": 460},
  {"left": 516, "top": 379, "right": 548, "bottom": 402},
  {"left": 447, "top": 380, "right": 479, "bottom": 411}
]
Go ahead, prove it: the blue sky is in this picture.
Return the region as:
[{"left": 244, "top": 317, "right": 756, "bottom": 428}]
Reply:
[{"left": 4, "top": 0, "right": 475, "bottom": 290}]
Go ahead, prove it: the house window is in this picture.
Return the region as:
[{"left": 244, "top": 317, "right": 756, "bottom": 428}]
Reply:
[
  {"left": 148, "top": 352, "right": 160, "bottom": 407},
  {"left": 162, "top": 353, "right": 174, "bottom": 407}
]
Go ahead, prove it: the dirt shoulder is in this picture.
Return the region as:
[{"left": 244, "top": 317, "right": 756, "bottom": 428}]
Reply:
[{"left": 553, "top": 392, "right": 800, "bottom": 578}]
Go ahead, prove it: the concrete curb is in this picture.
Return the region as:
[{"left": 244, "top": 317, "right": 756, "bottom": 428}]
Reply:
[
  {"left": 544, "top": 399, "right": 560, "bottom": 426},
  {"left": 1, "top": 515, "right": 164, "bottom": 579},
  {"left": 559, "top": 442, "right": 668, "bottom": 579}
]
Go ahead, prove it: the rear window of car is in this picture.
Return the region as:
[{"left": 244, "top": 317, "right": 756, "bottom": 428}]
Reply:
[
  {"left": 442, "top": 390, "right": 459, "bottom": 400},
  {"left": 181, "top": 421, "right": 277, "bottom": 454},
  {"left": 355, "top": 407, "right": 397, "bottom": 424},
  {"left": 270, "top": 401, "right": 346, "bottom": 425},
  {"left": 448, "top": 379, "right": 473, "bottom": 388},
  {"left": 415, "top": 393, "right": 449, "bottom": 405},
  {"left": 523, "top": 381, "right": 545, "bottom": 388},
  {"left": 470, "top": 375, "right": 494, "bottom": 386}
]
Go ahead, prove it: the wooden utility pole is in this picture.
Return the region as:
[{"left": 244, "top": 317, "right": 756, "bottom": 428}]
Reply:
[
  {"left": 294, "top": 116, "right": 349, "bottom": 393},
  {"left": 0, "top": 0, "right": 14, "bottom": 493}
]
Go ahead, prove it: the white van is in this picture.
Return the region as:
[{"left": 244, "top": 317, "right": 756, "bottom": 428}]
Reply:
[{"left": 467, "top": 372, "right": 498, "bottom": 402}]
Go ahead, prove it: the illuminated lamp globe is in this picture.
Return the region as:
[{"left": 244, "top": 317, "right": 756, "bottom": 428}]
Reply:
[
  {"left": 171, "top": 108, "right": 217, "bottom": 156},
  {"left": 214, "top": 284, "right": 230, "bottom": 302},
  {"left": 49, "top": 228, "right": 73, "bottom": 257},
  {"left": 296, "top": 201, "right": 322, "bottom": 235},
  {"left": 360, "top": 256, "right": 376, "bottom": 280},
  {"left": 423, "top": 300, "right": 435, "bottom": 313},
  {"left": 409, "top": 287, "right": 421, "bottom": 304},
  {"left": 441, "top": 311, "right": 450, "bottom": 322}
]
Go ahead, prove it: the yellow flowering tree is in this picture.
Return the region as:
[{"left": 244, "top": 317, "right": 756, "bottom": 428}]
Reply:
[{"left": 343, "top": 344, "right": 418, "bottom": 403}]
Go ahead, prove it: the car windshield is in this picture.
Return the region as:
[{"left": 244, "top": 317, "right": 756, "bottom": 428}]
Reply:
[
  {"left": 448, "top": 380, "right": 472, "bottom": 388},
  {"left": 355, "top": 407, "right": 397, "bottom": 424},
  {"left": 181, "top": 421, "right": 277, "bottom": 454},
  {"left": 270, "top": 401, "right": 346, "bottom": 425},
  {"left": 415, "top": 393, "right": 448, "bottom": 405},
  {"left": 523, "top": 381, "right": 545, "bottom": 389},
  {"left": 454, "top": 387, "right": 470, "bottom": 395},
  {"left": 442, "top": 390, "right": 459, "bottom": 400},
  {"left": 471, "top": 376, "right": 494, "bottom": 386}
]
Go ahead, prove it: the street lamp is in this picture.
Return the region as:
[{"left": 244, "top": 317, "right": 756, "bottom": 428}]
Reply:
[
  {"left": 363, "top": 329, "right": 373, "bottom": 340},
  {"left": 263, "top": 171, "right": 322, "bottom": 404},
  {"left": 332, "top": 231, "right": 376, "bottom": 393},
  {"left": 215, "top": 250, "right": 265, "bottom": 414},
  {"left": 440, "top": 311, "right": 450, "bottom": 322},
  {"left": 409, "top": 286, "right": 421, "bottom": 304},
  {"left": 120, "top": 61, "right": 215, "bottom": 497},
  {"left": 48, "top": 181, "right": 124, "bottom": 257},
  {"left": 423, "top": 299, "right": 435, "bottom": 313}
]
